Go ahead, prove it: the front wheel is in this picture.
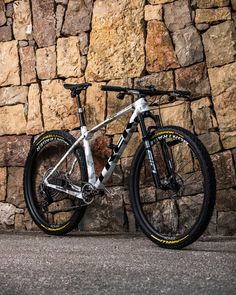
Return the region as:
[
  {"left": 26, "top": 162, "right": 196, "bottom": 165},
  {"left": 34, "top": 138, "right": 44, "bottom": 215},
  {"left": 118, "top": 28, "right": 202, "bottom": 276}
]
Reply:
[{"left": 129, "top": 126, "right": 216, "bottom": 249}]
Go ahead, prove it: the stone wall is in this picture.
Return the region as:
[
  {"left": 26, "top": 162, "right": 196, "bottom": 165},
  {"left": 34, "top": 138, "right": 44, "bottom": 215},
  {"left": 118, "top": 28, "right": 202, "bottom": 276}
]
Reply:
[{"left": 0, "top": 0, "right": 235, "bottom": 235}]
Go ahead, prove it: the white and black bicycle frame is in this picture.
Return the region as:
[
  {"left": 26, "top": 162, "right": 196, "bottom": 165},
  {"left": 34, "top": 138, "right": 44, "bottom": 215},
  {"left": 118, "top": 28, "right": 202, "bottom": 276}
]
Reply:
[{"left": 43, "top": 91, "right": 170, "bottom": 201}]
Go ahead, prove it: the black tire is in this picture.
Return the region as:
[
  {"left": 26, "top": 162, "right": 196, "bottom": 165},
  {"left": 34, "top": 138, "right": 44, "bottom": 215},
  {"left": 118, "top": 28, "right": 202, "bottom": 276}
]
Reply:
[
  {"left": 129, "top": 126, "right": 216, "bottom": 249},
  {"left": 24, "top": 130, "right": 88, "bottom": 235}
]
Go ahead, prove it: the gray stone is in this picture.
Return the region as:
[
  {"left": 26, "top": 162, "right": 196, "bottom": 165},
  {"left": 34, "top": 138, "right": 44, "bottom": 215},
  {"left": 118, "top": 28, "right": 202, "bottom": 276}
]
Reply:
[
  {"left": 0, "top": 135, "right": 31, "bottom": 167},
  {"left": 191, "top": 97, "right": 218, "bottom": 134},
  {"left": 218, "top": 211, "right": 236, "bottom": 235},
  {"left": 213, "top": 86, "right": 236, "bottom": 149},
  {"left": 79, "top": 32, "right": 89, "bottom": 55},
  {"left": 172, "top": 25, "right": 204, "bottom": 67},
  {"left": 203, "top": 21, "right": 235, "bottom": 68},
  {"left": 32, "top": 0, "right": 56, "bottom": 47},
  {"left": 62, "top": 0, "right": 93, "bottom": 35},
  {"left": 175, "top": 62, "right": 211, "bottom": 98},
  {"left": 19, "top": 46, "right": 36, "bottom": 85},
  {"left": 196, "top": 23, "right": 210, "bottom": 31},
  {"left": 0, "top": 202, "right": 23, "bottom": 226},
  {"left": 216, "top": 188, "right": 236, "bottom": 211},
  {"left": 0, "top": 0, "right": 6, "bottom": 26},
  {"left": 6, "top": 167, "right": 25, "bottom": 208},
  {"left": 164, "top": 0, "right": 192, "bottom": 32},
  {"left": 198, "top": 132, "right": 221, "bottom": 154},
  {"left": 6, "top": 3, "right": 13, "bottom": 17},
  {"left": 134, "top": 71, "right": 174, "bottom": 91},
  {"left": 56, "top": 4, "right": 65, "bottom": 37},
  {"left": 0, "top": 25, "right": 12, "bottom": 41}
]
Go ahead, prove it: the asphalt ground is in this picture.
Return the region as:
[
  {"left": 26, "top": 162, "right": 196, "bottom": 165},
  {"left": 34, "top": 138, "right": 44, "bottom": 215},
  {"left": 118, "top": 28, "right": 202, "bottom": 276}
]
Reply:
[{"left": 0, "top": 232, "right": 235, "bottom": 295}]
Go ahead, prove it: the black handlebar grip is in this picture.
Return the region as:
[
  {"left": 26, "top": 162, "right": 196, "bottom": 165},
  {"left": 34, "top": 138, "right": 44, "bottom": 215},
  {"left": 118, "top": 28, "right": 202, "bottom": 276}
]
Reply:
[{"left": 101, "top": 85, "right": 128, "bottom": 92}]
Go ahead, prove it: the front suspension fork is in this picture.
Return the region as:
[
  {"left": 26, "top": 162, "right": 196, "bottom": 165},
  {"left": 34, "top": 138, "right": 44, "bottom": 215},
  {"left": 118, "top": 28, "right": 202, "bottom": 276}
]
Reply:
[{"left": 138, "top": 112, "right": 176, "bottom": 190}]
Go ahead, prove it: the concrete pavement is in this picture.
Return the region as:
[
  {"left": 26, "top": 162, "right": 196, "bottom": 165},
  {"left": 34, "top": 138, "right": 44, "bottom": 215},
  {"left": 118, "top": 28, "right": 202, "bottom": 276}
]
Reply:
[{"left": 0, "top": 232, "right": 235, "bottom": 295}]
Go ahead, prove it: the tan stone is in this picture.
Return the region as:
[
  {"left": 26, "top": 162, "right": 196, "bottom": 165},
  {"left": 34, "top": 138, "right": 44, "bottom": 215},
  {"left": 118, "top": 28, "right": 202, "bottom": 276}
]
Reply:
[
  {"left": 85, "top": 82, "right": 106, "bottom": 129},
  {"left": 26, "top": 83, "right": 43, "bottom": 135},
  {"left": 196, "top": 0, "right": 230, "bottom": 7},
  {"left": 148, "top": 0, "right": 174, "bottom": 3},
  {"left": 0, "top": 0, "right": 6, "bottom": 26},
  {"left": 15, "top": 213, "right": 25, "bottom": 230},
  {"left": 176, "top": 63, "right": 211, "bottom": 98},
  {"left": 203, "top": 21, "right": 235, "bottom": 68},
  {"left": 54, "top": 212, "right": 73, "bottom": 225},
  {"left": 57, "top": 37, "right": 81, "bottom": 78},
  {"left": 36, "top": 46, "right": 56, "bottom": 80},
  {"left": 0, "top": 105, "right": 26, "bottom": 135},
  {"left": 198, "top": 132, "right": 221, "bottom": 154},
  {"left": 13, "top": 0, "right": 32, "bottom": 40},
  {"left": 191, "top": 97, "right": 217, "bottom": 134},
  {"left": 19, "top": 46, "right": 36, "bottom": 85},
  {"left": 213, "top": 86, "right": 236, "bottom": 149},
  {"left": 232, "top": 0, "right": 236, "bottom": 10},
  {"left": 146, "top": 20, "right": 179, "bottom": 73},
  {"left": 41, "top": 79, "right": 79, "bottom": 131},
  {"left": 0, "top": 135, "right": 31, "bottom": 166},
  {"left": 211, "top": 151, "right": 236, "bottom": 189},
  {"left": 106, "top": 79, "right": 133, "bottom": 135},
  {"left": 0, "top": 86, "right": 28, "bottom": 107},
  {"left": 86, "top": 0, "right": 145, "bottom": 81},
  {"left": 208, "top": 62, "right": 236, "bottom": 96},
  {"left": 0, "top": 40, "right": 20, "bottom": 86},
  {"left": 195, "top": 8, "right": 231, "bottom": 24},
  {"left": 6, "top": 167, "right": 25, "bottom": 208},
  {"left": 145, "top": 5, "right": 162, "bottom": 21},
  {"left": 158, "top": 101, "right": 193, "bottom": 131},
  {"left": 0, "top": 167, "right": 6, "bottom": 201}
]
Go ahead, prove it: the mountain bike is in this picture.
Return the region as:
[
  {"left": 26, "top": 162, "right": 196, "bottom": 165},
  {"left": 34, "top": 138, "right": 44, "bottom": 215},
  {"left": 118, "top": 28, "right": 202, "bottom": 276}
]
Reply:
[{"left": 23, "top": 83, "right": 216, "bottom": 249}]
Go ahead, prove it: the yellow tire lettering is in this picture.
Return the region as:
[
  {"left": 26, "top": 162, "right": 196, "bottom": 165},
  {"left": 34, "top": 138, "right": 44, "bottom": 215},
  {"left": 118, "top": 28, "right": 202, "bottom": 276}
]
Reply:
[{"left": 151, "top": 235, "right": 189, "bottom": 245}]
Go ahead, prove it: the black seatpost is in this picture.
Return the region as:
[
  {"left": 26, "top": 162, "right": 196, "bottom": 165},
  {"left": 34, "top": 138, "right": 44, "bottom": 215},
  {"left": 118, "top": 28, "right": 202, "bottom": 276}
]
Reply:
[{"left": 76, "top": 93, "right": 86, "bottom": 127}]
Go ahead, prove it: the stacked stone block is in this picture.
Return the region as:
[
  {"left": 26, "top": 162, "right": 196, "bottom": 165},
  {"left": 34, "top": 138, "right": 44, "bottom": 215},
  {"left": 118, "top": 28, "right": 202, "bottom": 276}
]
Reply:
[{"left": 0, "top": 0, "right": 235, "bottom": 235}]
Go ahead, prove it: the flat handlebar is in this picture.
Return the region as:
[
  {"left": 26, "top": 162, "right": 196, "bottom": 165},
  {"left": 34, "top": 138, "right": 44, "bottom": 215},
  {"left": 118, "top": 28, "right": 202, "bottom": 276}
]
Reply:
[{"left": 101, "top": 85, "right": 191, "bottom": 98}]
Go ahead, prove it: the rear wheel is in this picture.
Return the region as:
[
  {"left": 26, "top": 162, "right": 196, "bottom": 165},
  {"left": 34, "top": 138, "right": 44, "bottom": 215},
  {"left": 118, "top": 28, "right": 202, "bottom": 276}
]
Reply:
[
  {"left": 24, "top": 130, "right": 88, "bottom": 235},
  {"left": 129, "top": 126, "right": 216, "bottom": 249}
]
